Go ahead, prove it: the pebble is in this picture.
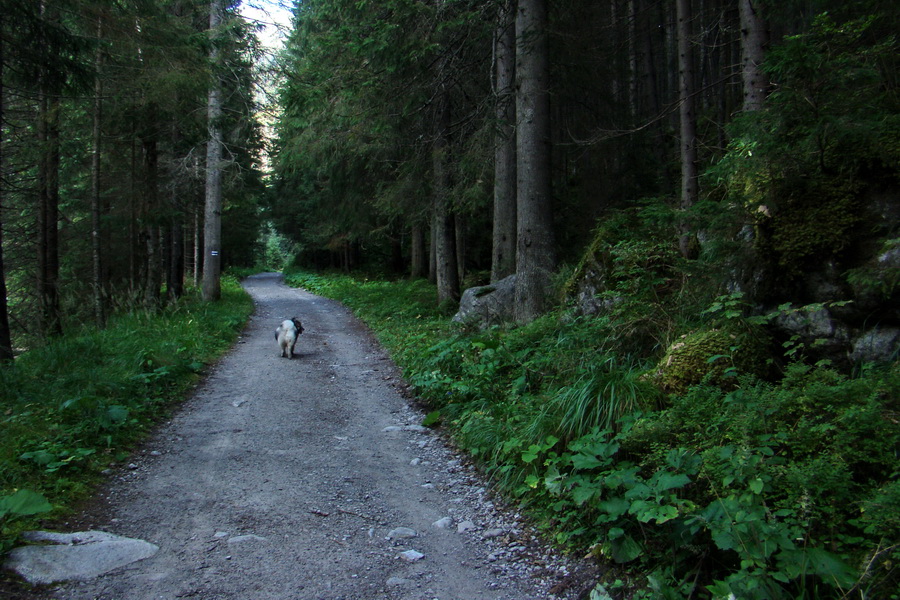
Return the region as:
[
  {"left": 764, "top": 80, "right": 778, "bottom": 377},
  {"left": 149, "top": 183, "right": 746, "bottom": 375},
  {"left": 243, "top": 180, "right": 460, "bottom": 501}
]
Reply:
[
  {"left": 386, "top": 527, "right": 417, "bottom": 540},
  {"left": 398, "top": 549, "right": 424, "bottom": 562},
  {"left": 457, "top": 520, "right": 477, "bottom": 533},
  {"left": 432, "top": 517, "right": 453, "bottom": 529}
]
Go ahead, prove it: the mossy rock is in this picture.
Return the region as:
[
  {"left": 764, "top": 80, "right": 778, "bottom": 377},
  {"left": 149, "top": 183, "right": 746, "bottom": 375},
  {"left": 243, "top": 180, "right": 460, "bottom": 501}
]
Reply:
[{"left": 653, "top": 329, "right": 771, "bottom": 395}]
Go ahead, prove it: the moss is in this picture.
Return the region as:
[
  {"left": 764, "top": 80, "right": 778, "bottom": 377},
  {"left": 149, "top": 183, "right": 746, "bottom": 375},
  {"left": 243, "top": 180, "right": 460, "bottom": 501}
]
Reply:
[
  {"left": 562, "top": 224, "right": 679, "bottom": 306},
  {"left": 560, "top": 226, "right": 614, "bottom": 301},
  {"left": 763, "top": 178, "right": 863, "bottom": 274},
  {"left": 654, "top": 328, "right": 771, "bottom": 395}
]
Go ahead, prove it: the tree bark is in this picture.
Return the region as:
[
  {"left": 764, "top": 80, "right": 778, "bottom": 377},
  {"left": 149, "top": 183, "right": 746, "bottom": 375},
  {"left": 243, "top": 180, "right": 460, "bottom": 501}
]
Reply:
[
  {"left": 142, "top": 135, "right": 161, "bottom": 308},
  {"left": 410, "top": 221, "right": 426, "bottom": 278},
  {"left": 739, "top": 0, "right": 769, "bottom": 111},
  {"left": 455, "top": 214, "right": 466, "bottom": 287},
  {"left": 91, "top": 16, "right": 106, "bottom": 327},
  {"left": 428, "top": 220, "right": 436, "bottom": 284},
  {"left": 514, "top": 0, "right": 556, "bottom": 323},
  {"left": 167, "top": 123, "right": 185, "bottom": 302},
  {"left": 676, "top": 0, "right": 699, "bottom": 259},
  {"left": 38, "top": 89, "right": 63, "bottom": 336},
  {"left": 168, "top": 222, "right": 185, "bottom": 301},
  {"left": 202, "top": 0, "right": 224, "bottom": 302},
  {"left": 491, "top": 0, "right": 517, "bottom": 283},
  {"left": 433, "top": 87, "right": 459, "bottom": 304},
  {"left": 0, "top": 21, "right": 13, "bottom": 361},
  {"left": 193, "top": 204, "right": 202, "bottom": 286}
]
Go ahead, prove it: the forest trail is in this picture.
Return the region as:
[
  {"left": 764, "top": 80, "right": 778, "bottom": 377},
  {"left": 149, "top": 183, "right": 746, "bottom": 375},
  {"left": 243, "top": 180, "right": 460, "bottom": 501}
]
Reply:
[{"left": 44, "top": 273, "right": 585, "bottom": 600}]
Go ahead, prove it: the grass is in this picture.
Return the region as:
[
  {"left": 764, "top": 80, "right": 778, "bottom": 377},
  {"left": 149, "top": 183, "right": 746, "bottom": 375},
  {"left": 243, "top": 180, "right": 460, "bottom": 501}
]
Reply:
[{"left": 0, "top": 276, "right": 253, "bottom": 551}]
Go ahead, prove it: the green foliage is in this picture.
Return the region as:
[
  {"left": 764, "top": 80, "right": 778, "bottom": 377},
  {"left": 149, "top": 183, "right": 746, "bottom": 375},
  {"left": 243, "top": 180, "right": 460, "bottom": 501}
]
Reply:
[
  {"left": 285, "top": 270, "right": 900, "bottom": 599},
  {"left": 546, "top": 356, "right": 658, "bottom": 443},
  {"left": 0, "top": 277, "right": 252, "bottom": 549},
  {"left": 846, "top": 238, "right": 900, "bottom": 300},
  {"left": 0, "top": 490, "right": 53, "bottom": 521},
  {"left": 710, "top": 11, "right": 900, "bottom": 282},
  {"left": 0, "top": 489, "right": 53, "bottom": 554}
]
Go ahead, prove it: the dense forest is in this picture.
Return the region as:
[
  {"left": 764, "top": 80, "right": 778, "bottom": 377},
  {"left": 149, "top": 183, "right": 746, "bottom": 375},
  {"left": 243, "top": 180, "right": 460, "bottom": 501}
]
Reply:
[
  {"left": 271, "top": 0, "right": 899, "bottom": 326},
  {"left": 0, "top": 0, "right": 266, "bottom": 356},
  {"left": 275, "top": 0, "right": 899, "bottom": 597},
  {"left": 1, "top": 0, "right": 899, "bottom": 598}
]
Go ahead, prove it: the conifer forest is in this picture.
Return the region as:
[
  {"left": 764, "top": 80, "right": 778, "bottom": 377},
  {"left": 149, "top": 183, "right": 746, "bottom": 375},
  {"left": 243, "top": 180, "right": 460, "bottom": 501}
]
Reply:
[{"left": 1, "top": 0, "right": 898, "bottom": 598}]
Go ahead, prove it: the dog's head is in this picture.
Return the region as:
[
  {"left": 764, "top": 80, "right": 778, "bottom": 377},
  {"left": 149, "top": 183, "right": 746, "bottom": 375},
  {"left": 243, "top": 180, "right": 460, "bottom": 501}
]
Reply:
[{"left": 291, "top": 317, "right": 304, "bottom": 334}]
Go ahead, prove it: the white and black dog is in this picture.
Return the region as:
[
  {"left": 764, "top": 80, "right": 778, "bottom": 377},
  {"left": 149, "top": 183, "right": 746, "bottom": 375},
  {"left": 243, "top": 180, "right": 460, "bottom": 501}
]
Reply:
[{"left": 275, "top": 317, "right": 304, "bottom": 359}]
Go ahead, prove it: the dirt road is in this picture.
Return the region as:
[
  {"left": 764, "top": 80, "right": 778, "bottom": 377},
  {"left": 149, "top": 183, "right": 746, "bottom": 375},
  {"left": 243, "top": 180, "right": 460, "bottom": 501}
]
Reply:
[{"left": 45, "top": 273, "right": 589, "bottom": 600}]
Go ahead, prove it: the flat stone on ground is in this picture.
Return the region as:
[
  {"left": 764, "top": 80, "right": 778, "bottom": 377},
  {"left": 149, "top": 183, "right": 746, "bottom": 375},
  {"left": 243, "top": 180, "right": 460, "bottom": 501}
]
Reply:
[{"left": 4, "top": 530, "right": 159, "bottom": 585}]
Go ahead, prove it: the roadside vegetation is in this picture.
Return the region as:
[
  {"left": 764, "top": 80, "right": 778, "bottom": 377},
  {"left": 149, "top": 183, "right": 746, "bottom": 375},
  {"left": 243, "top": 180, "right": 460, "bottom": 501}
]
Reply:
[
  {"left": 284, "top": 267, "right": 899, "bottom": 600},
  {"left": 0, "top": 276, "right": 253, "bottom": 554}
]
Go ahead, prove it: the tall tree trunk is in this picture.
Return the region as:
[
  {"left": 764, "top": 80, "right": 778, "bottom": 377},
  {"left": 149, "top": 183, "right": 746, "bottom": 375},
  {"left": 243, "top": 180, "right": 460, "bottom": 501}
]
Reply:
[
  {"left": 627, "top": 0, "right": 638, "bottom": 120},
  {"left": 169, "top": 222, "right": 185, "bottom": 301},
  {"left": 514, "top": 0, "right": 556, "bottom": 323},
  {"left": 193, "top": 204, "right": 202, "bottom": 286},
  {"left": 433, "top": 87, "right": 459, "bottom": 304},
  {"left": 202, "top": 0, "right": 224, "bottom": 302},
  {"left": 428, "top": 221, "right": 436, "bottom": 284},
  {"left": 676, "top": 0, "right": 699, "bottom": 259},
  {"left": 168, "top": 124, "right": 185, "bottom": 302},
  {"left": 491, "top": 0, "right": 517, "bottom": 283},
  {"left": 390, "top": 227, "right": 404, "bottom": 274},
  {"left": 410, "top": 221, "right": 426, "bottom": 278},
  {"left": 142, "top": 135, "right": 161, "bottom": 308},
  {"left": 38, "top": 90, "right": 62, "bottom": 336},
  {"left": 129, "top": 136, "right": 137, "bottom": 291},
  {"left": 91, "top": 16, "right": 106, "bottom": 327},
  {"left": 0, "top": 22, "right": 13, "bottom": 361},
  {"left": 739, "top": 0, "right": 769, "bottom": 111},
  {"left": 455, "top": 214, "right": 466, "bottom": 287},
  {"left": 36, "top": 1, "right": 62, "bottom": 337}
]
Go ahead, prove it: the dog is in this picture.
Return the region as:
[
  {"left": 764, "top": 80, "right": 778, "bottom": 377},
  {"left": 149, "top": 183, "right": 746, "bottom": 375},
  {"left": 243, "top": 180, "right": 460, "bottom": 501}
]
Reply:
[{"left": 275, "top": 317, "right": 304, "bottom": 359}]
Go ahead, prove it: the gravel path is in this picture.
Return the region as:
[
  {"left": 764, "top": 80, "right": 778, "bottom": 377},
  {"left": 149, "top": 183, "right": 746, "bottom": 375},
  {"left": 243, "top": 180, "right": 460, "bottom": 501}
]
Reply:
[{"left": 43, "top": 273, "right": 595, "bottom": 600}]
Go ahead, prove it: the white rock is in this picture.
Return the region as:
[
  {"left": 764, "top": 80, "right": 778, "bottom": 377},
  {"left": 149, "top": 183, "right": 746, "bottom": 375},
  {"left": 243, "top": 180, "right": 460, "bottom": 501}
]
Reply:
[
  {"left": 457, "top": 520, "right": 477, "bottom": 533},
  {"left": 432, "top": 517, "right": 453, "bottom": 529},
  {"left": 387, "top": 527, "right": 417, "bottom": 540},
  {"left": 4, "top": 531, "right": 158, "bottom": 585},
  {"left": 398, "top": 550, "right": 424, "bottom": 562}
]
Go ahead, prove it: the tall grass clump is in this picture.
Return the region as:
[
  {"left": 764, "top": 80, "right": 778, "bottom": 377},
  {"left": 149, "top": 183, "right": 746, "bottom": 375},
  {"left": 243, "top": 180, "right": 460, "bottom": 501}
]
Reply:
[
  {"left": 546, "top": 355, "right": 659, "bottom": 444},
  {"left": 0, "top": 276, "right": 252, "bottom": 552}
]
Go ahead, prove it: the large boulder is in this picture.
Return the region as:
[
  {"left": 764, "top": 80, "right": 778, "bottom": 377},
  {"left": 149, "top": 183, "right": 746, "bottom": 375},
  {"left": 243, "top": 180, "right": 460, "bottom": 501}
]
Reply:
[
  {"left": 452, "top": 275, "right": 517, "bottom": 329},
  {"left": 652, "top": 329, "right": 773, "bottom": 395}
]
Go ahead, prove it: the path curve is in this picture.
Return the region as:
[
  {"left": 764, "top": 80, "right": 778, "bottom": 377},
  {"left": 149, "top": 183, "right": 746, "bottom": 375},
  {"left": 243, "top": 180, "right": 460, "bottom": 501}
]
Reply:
[{"left": 45, "top": 273, "right": 588, "bottom": 600}]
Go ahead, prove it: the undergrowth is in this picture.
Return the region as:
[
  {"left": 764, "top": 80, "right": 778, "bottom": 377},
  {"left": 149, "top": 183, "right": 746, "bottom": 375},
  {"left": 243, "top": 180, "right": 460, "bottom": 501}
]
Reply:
[
  {"left": 284, "top": 267, "right": 899, "bottom": 600},
  {"left": 0, "top": 276, "right": 253, "bottom": 553}
]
